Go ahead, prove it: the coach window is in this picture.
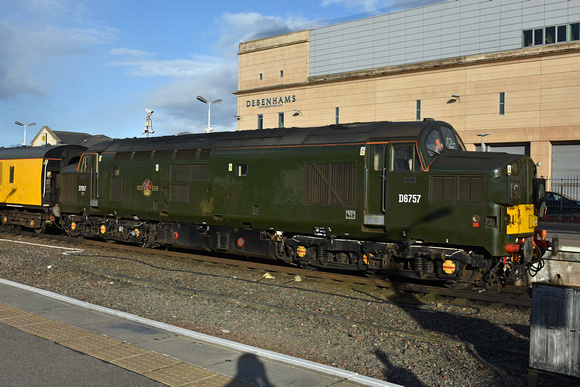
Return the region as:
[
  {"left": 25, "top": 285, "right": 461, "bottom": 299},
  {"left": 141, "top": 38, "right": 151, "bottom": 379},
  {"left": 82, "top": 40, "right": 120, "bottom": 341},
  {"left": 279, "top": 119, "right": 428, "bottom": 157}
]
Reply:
[{"left": 9, "top": 166, "right": 14, "bottom": 184}]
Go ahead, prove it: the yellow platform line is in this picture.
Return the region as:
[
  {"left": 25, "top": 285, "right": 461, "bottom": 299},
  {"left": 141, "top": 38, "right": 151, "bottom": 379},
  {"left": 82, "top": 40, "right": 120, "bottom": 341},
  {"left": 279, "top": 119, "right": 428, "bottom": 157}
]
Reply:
[{"left": 0, "top": 302, "right": 249, "bottom": 387}]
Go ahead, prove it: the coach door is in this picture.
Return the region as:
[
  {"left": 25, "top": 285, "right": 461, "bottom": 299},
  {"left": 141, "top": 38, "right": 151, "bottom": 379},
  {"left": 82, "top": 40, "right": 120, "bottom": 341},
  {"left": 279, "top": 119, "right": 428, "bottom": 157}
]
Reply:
[
  {"left": 364, "top": 143, "right": 386, "bottom": 228},
  {"left": 78, "top": 153, "right": 99, "bottom": 207}
]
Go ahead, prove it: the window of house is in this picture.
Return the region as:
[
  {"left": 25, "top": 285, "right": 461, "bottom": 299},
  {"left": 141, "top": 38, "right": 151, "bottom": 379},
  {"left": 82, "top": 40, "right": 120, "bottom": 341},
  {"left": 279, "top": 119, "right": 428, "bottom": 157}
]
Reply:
[
  {"left": 278, "top": 112, "right": 284, "bottom": 128},
  {"left": 259, "top": 73, "right": 263, "bottom": 80},
  {"left": 257, "top": 114, "right": 263, "bottom": 130},
  {"left": 499, "top": 92, "right": 505, "bottom": 115},
  {"left": 335, "top": 107, "right": 340, "bottom": 124},
  {"left": 280, "top": 70, "right": 284, "bottom": 77}
]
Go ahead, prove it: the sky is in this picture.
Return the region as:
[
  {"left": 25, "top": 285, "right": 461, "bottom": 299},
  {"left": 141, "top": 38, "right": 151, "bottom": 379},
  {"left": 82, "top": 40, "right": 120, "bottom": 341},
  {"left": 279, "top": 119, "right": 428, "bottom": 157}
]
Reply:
[{"left": 0, "top": 0, "right": 444, "bottom": 148}]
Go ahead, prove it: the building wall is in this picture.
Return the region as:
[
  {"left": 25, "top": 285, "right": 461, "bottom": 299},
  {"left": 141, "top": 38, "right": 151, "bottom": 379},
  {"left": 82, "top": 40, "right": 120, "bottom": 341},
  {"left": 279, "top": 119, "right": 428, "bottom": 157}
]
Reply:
[
  {"left": 309, "top": 0, "right": 580, "bottom": 77},
  {"left": 235, "top": 1, "right": 580, "bottom": 178}
]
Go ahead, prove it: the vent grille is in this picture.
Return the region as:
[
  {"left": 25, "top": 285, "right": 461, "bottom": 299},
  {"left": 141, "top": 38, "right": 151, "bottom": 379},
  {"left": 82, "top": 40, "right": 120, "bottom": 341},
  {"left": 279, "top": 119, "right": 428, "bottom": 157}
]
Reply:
[
  {"left": 175, "top": 150, "right": 196, "bottom": 160},
  {"left": 170, "top": 185, "right": 189, "bottom": 203},
  {"left": 60, "top": 174, "right": 76, "bottom": 203},
  {"left": 431, "top": 175, "right": 483, "bottom": 202},
  {"left": 191, "top": 165, "right": 210, "bottom": 182},
  {"left": 114, "top": 152, "right": 132, "bottom": 161},
  {"left": 306, "top": 163, "right": 355, "bottom": 206},
  {"left": 171, "top": 165, "right": 189, "bottom": 183},
  {"left": 133, "top": 151, "right": 151, "bottom": 161}
]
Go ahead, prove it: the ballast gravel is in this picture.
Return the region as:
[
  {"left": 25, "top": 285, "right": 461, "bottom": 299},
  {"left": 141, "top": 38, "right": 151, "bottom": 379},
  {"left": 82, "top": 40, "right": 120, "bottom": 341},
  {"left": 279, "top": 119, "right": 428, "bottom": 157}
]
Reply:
[{"left": 0, "top": 232, "right": 571, "bottom": 386}]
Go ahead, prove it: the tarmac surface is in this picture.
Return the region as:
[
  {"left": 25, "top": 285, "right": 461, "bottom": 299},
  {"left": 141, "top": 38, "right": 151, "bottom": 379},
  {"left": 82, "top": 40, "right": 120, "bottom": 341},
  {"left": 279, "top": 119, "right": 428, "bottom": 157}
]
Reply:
[{"left": 0, "top": 278, "right": 398, "bottom": 387}]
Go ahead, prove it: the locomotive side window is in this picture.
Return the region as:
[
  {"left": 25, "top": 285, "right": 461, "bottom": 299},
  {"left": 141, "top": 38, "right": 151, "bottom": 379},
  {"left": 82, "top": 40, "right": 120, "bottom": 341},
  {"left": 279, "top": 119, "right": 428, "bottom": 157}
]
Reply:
[
  {"left": 391, "top": 144, "right": 420, "bottom": 172},
  {"left": 237, "top": 164, "right": 248, "bottom": 177},
  {"left": 373, "top": 145, "right": 385, "bottom": 171},
  {"left": 9, "top": 166, "right": 14, "bottom": 184}
]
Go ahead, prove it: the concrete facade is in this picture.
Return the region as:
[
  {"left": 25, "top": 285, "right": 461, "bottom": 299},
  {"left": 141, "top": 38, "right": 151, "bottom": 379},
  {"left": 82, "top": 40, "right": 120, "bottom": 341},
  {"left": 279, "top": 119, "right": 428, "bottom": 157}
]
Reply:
[{"left": 235, "top": 0, "right": 580, "bottom": 179}]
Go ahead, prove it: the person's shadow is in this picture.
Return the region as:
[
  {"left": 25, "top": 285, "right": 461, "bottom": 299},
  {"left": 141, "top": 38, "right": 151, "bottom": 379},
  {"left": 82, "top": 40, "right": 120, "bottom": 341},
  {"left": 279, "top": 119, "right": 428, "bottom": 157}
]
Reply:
[{"left": 226, "top": 353, "right": 274, "bottom": 387}]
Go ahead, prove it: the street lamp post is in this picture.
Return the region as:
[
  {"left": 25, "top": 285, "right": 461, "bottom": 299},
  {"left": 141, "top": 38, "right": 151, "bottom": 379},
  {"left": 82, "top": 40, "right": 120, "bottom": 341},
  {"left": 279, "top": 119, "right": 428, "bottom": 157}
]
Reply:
[
  {"left": 476, "top": 133, "right": 491, "bottom": 152},
  {"left": 15, "top": 121, "right": 36, "bottom": 146},
  {"left": 196, "top": 96, "right": 222, "bottom": 133}
]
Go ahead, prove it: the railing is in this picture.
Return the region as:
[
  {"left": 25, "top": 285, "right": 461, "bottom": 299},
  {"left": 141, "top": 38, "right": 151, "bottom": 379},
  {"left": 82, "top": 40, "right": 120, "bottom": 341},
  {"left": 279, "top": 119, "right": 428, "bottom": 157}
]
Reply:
[{"left": 545, "top": 176, "right": 580, "bottom": 214}]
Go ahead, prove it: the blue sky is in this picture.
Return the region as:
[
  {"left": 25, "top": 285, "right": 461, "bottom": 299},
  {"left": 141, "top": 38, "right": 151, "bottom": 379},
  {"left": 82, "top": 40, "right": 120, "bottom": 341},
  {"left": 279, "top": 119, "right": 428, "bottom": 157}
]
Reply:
[{"left": 1, "top": 0, "right": 443, "bottom": 147}]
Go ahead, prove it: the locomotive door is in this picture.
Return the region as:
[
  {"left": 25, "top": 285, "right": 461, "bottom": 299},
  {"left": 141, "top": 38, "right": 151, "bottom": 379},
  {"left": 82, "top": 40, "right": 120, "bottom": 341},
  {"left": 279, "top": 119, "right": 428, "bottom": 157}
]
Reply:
[
  {"left": 78, "top": 153, "right": 99, "bottom": 208},
  {"left": 384, "top": 142, "right": 426, "bottom": 237},
  {"left": 363, "top": 143, "right": 386, "bottom": 227}
]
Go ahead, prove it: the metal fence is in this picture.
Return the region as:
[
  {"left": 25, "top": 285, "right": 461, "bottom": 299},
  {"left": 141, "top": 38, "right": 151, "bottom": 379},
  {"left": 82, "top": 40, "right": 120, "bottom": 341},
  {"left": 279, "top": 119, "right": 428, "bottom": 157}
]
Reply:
[{"left": 545, "top": 176, "right": 580, "bottom": 213}]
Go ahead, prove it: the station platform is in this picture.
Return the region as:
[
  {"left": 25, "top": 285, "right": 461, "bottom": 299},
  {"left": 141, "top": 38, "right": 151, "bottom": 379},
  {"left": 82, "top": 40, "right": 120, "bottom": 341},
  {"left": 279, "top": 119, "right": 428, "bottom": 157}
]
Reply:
[{"left": 0, "top": 278, "right": 398, "bottom": 387}]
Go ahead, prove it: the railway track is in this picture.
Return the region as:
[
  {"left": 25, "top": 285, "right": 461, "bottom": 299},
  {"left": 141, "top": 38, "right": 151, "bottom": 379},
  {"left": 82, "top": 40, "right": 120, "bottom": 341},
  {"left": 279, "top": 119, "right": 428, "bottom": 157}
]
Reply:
[{"left": 4, "top": 229, "right": 532, "bottom": 307}]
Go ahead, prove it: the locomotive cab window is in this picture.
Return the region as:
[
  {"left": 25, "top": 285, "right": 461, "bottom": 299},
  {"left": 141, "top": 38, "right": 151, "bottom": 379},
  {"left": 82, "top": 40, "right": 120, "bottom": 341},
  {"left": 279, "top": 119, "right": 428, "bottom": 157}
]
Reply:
[
  {"left": 79, "top": 154, "right": 92, "bottom": 172},
  {"left": 391, "top": 144, "right": 420, "bottom": 172},
  {"left": 423, "top": 126, "right": 465, "bottom": 163}
]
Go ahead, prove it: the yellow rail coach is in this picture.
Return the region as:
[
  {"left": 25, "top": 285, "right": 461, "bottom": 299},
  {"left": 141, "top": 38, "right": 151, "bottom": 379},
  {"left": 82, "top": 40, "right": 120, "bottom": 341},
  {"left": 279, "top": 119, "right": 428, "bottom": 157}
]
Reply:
[{"left": 0, "top": 145, "right": 86, "bottom": 232}]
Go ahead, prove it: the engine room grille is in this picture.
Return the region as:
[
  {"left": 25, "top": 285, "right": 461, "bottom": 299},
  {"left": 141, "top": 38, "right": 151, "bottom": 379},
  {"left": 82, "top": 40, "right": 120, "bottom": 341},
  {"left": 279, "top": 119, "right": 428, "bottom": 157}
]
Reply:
[
  {"left": 170, "top": 185, "right": 189, "bottom": 203},
  {"left": 60, "top": 174, "right": 76, "bottom": 204},
  {"left": 306, "top": 162, "right": 355, "bottom": 206},
  {"left": 431, "top": 175, "right": 483, "bottom": 202}
]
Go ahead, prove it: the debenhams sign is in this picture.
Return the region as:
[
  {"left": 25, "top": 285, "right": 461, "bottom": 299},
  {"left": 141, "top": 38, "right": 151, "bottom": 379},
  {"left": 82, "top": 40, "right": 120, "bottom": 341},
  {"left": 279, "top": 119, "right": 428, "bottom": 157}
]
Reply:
[{"left": 246, "top": 95, "right": 296, "bottom": 108}]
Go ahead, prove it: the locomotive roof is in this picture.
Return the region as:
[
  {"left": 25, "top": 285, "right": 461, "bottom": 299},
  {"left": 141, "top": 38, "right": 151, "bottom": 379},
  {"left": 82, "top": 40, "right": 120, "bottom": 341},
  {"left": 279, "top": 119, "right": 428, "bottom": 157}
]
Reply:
[
  {"left": 88, "top": 120, "right": 451, "bottom": 153},
  {"left": 0, "top": 144, "right": 87, "bottom": 160}
]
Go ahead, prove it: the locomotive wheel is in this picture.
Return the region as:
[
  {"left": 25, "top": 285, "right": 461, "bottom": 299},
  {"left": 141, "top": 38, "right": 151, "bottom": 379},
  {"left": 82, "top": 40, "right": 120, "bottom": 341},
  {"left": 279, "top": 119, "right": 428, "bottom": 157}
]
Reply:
[{"left": 443, "top": 268, "right": 476, "bottom": 289}]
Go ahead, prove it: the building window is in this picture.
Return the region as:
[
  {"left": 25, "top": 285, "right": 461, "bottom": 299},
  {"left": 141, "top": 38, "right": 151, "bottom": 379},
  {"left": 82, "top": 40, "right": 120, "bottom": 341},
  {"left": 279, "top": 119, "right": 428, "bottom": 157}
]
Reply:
[
  {"left": 416, "top": 100, "right": 421, "bottom": 121},
  {"left": 280, "top": 70, "right": 284, "bottom": 78},
  {"left": 278, "top": 112, "right": 284, "bottom": 128},
  {"left": 534, "top": 28, "right": 543, "bottom": 45},
  {"left": 546, "top": 26, "right": 556, "bottom": 44},
  {"left": 335, "top": 107, "right": 340, "bottom": 124},
  {"left": 523, "top": 30, "right": 533, "bottom": 47},
  {"left": 257, "top": 114, "right": 263, "bottom": 130},
  {"left": 558, "top": 25, "right": 567, "bottom": 42},
  {"left": 572, "top": 23, "right": 580, "bottom": 41},
  {"left": 499, "top": 92, "right": 505, "bottom": 116},
  {"left": 259, "top": 73, "right": 262, "bottom": 80},
  {"left": 523, "top": 23, "right": 580, "bottom": 47}
]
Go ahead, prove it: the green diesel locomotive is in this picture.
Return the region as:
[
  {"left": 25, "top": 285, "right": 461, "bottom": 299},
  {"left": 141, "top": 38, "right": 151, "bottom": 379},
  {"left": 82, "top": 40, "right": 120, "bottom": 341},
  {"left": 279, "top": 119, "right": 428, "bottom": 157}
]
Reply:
[{"left": 57, "top": 120, "right": 554, "bottom": 288}]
